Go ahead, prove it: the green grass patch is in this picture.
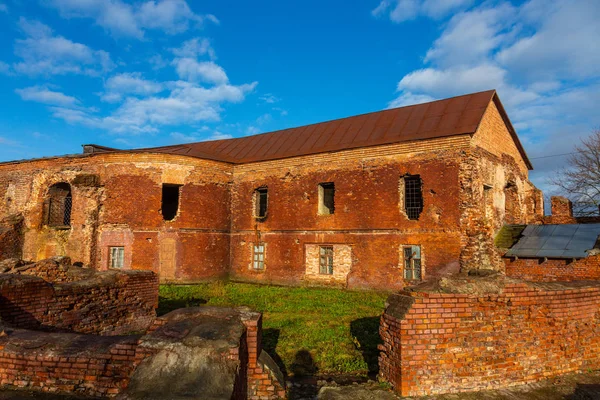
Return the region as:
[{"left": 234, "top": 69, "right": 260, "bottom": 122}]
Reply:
[{"left": 158, "top": 282, "right": 387, "bottom": 376}]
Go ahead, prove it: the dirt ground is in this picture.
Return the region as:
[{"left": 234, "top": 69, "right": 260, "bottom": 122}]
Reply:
[
  {"left": 1, "top": 370, "right": 599, "bottom": 399},
  {"left": 293, "top": 370, "right": 600, "bottom": 400}
]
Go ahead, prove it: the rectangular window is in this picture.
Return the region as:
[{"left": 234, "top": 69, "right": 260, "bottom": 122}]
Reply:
[
  {"left": 162, "top": 184, "right": 181, "bottom": 221},
  {"left": 109, "top": 246, "right": 125, "bottom": 269},
  {"left": 253, "top": 243, "right": 265, "bottom": 270},
  {"left": 255, "top": 187, "right": 268, "bottom": 219},
  {"left": 319, "top": 246, "right": 334, "bottom": 275},
  {"left": 404, "top": 175, "right": 423, "bottom": 220},
  {"left": 403, "top": 245, "right": 422, "bottom": 280},
  {"left": 318, "top": 183, "right": 335, "bottom": 215}
]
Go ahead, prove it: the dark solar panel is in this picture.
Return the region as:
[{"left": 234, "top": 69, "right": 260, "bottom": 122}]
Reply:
[{"left": 505, "top": 224, "right": 600, "bottom": 259}]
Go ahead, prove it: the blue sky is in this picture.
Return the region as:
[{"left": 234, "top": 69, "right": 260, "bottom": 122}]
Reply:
[{"left": 0, "top": 0, "right": 599, "bottom": 193}]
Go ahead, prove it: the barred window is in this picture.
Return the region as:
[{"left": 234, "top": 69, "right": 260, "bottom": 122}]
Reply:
[
  {"left": 44, "top": 182, "right": 72, "bottom": 227},
  {"left": 319, "top": 246, "right": 334, "bottom": 275},
  {"left": 254, "top": 187, "right": 268, "bottom": 219},
  {"left": 253, "top": 243, "right": 265, "bottom": 270},
  {"left": 404, "top": 175, "right": 423, "bottom": 220},
  {"left": 318, "top": 183, "right": 335, "bottom": 215},
  {"left": 109, "top": 246, "right": 124, "bottom": 269},
  {"left": 403, "top": 245, "right": 422, "bottom": 280}
]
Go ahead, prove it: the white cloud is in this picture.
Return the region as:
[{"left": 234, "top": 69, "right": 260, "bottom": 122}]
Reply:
[
  {"left": 259, "top": 93, "right": 280, "bottom": 104},
  {"left": 15, "top": 86, "right": 79, "bottom": 107},
  {"left": 209, "top": 131, "right": 232, "bottom": 140},
  {"left": 424, "top": 3, "right": 516, "bottom": 67},
  {"left": 256, "top": 113, "right": 272, "bottom": 125},
  {"left": 245, "top": 126, "right": 261, "bottom": 135},
  {"left": 372, "top": 0, "right": 473, "bottom": 22},
  {"left": 173, "top": 59, "right": 228, "bottom": 84},
  {"left": 496, "top": 0, "right": 600, "bottom": 81},
  {"left": 149, "top": 54, "right": 168, "bottom": 70},
  {"left": 172, "top": 38, "right": 216, "bottom": 60},
  {"left": 13, "top": 18, "right": 114, "bottom": 76},
  {"left": 44, "top": 0, "right": 217, "bottom": 39},
  {"left": 102, "top": 72, "right": 164, "bottom": 102}
]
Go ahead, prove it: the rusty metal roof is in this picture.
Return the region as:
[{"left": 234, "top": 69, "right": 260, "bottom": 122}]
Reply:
[{"left": 85, "top": 90, "right": 532, "bottom": 168}]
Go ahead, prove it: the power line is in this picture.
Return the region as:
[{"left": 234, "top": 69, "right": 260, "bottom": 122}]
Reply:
[{"left": 530, "top": 149, "right": 592, "bottom": 160}]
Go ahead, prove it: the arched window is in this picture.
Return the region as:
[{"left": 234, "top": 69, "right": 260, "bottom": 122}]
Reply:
[{"left": 44, "top": 183, "right": 72, "bottom": 227}]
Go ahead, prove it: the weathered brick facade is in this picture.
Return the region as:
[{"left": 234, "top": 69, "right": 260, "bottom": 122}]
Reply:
[{"left": 0, "top": 92, "right": 541, "bottom": 290}]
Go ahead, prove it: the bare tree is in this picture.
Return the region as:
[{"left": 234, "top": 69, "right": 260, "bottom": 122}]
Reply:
[{"left": 550, "top": 129, "right": 600, "bottom": 217}]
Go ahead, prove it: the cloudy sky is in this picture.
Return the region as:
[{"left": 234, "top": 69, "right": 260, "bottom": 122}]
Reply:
[{"left": 0, "top": 0, "right": 598, "bottom": 194}]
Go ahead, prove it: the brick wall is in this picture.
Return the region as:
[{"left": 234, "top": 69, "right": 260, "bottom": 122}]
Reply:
[
  {"left": 0, "top": 270, "right": 158, "bottom": 335},
  {"left": 0, "top": 330, "right": 140, "bottom": 397},
  {"left": 379, "top": 282, "right": 600, "bottom": 396},
  {"left": 505, "top": 254, "right": 600, "bottom": 281}
]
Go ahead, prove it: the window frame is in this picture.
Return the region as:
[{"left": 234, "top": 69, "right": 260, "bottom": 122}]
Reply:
[
  {"left": 402, "top": 245, "right": 422, "bottom": 281},
  {"left": 403, "top": 175, "right": 423, "bottom": 220},
  {"left": 45, "top": 182, "right": 72, "bottom": 229},
  {"left": 252, "top": 242, "right": 266, "bottom": 270},
  {"left": 254, "top": 187, "right": 268, "bottom": 220},
  {"left": 318, "top": 182, "right": 335, "bottom": 215},
  {"left": 109, "top": 246, "right": 125, "bottom": 269},
  {"left": 319, "top": 245, "right": 334, "bottom": 275}
]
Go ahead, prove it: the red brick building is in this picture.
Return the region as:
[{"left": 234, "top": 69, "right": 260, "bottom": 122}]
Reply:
[{"left": 0, "top": 90, "right": 543, "bottom": 290}]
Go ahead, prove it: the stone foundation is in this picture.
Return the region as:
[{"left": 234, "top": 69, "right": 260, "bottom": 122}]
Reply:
[{"left": 379, "top": 280, "right": 600, "bottom": 397}]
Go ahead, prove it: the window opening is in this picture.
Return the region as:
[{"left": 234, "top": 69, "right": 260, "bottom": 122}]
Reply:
[
  {"left": 109, "top": 246, "right": 125, "bottom": 269},
  {"left": 255, "top": 187, "right": 268, "bottom": 219},
  {"left": 162, "top": 184, "right": 181, "bottom": 221},
  {"left": 45, "top": 182, "right": 72, "bottom": 227},
  {"left": 404, "top": 175, "right": 423, "bottom": 220},
  {"left": 403, "top": 245, "right": 422, "bottom": 280},
  {"left": 253, "top": 243, "right": 265, "bottom": 270},
  {"left": 319, "top": 246, "right": 334, "bottom": 275},
  {"left": 318, "top": 183, "right": 335, "bottom": 215}
]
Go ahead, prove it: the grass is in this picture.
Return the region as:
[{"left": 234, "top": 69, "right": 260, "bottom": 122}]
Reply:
[{"left": 158, "top": 282, "right": 388, "bottom": 377}]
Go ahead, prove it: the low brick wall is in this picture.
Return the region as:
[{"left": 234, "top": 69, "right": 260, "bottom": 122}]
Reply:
[
  {"left": 505, "top": 255, "right": 600, "bottom": 282},
  {"left": 0, "top": 306, "right": 285, "bottom": 399},
  {"left": 0, "top": 270, "right": 158, "bottom": 335},
  {"left": 0, "top": 328, "right": 140, "bottom": 397},
  {"left": 379, "top": 282, "right": 600, "bottom": 396}
]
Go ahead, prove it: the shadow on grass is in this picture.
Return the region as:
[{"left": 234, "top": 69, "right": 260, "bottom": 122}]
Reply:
[
  {"left": 262, "top": 328, "right": 287, "bottom": 377},
  {"left": 288, "top": 349, "right": 319, "bottom": 400},
  {"left": 350, "top": 316, "right": 382, "bottom": 376},
  {"left": 156, "top": 297, "right": 207, "bottom": 316}
]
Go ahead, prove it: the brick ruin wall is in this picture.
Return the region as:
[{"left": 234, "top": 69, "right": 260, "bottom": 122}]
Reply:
[
  {"left": 505, "top": 254, "right": 600, "bottom": 282},
  {"left": 0, "top": 153, "right": 232, "bottom": 282},
  {"left": 0, "top": 309, "right": 283, "bottom": 399},
  {"left": 0, "top": 269, "right": 158, "bottom": 335},
  {"left": 379, "top": 282, "right": 600, "bottom": 397}
]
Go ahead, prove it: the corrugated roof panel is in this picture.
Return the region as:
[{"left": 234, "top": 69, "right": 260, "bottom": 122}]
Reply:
[{"left": 505, "top": 224, "right": 600, "bottom": 259}]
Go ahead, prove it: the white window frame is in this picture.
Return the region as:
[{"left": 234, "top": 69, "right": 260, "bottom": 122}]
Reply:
[
  {"left": 109, "top": 246, "right": 125, "bottom": 269},
  {"left": 319, "top": 246, "right": 334, "bottom": 275},
  {"left": 253, "top": 243, "right": 265, "bottom": 270},
  {"left": 403, "top": 245, "right": 422, "bottom": 280}
]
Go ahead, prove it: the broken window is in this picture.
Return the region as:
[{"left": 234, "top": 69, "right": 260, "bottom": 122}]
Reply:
[
  {"left": 403, "top": 245, "right": 422, "bottom": 280},
  {"left": 44, "top": 182, "right": 72, "bottom": 227},
  {"left": 109, "top": 246, "right": 124, "bottom": 269},
  {"left": 253, "top": 243, "right": 265, "bottom": 270},
  {"left": 404, "top": 175, "right": 423, "bottom": 220},
  {"left": 162, "top": 184, "right": 181, "bottom": 221},
  {"left": 318, "top": 183, "right": 335, "bottom": 215},
  {"left": 319, "top": 246, "right": 334, "bottom": 275},
  {"left": 254, "top": 187, "right": 268, "bottom": 219}
]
